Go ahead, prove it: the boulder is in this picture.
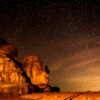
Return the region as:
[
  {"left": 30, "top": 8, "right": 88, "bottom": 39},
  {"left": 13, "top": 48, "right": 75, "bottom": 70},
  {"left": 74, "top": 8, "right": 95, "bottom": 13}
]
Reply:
[
  {"left": 23, "top": 56, "right": 49, "bottom": 89},
  {"left": 0, "top": 45, "right": 18, "bottom": 57}
]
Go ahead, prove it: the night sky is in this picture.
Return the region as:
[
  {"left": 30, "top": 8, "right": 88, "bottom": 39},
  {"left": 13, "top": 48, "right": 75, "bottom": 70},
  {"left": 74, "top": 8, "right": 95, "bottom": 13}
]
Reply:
[{"left": 0, "top": 0, "right": 100, "bottom": 92}]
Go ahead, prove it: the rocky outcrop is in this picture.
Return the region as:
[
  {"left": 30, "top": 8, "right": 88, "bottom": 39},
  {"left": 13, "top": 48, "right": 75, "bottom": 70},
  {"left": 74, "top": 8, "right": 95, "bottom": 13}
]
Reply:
[
  {"left": 23, "top": 56, "right": 49, "bottom": 89},
  {"left": 0, "top": 54, "right": 29, "bottom": 96},
  {"left": 0, "top": 39, "right": 60, "bottom": 96},
  {"left": 0, "top": 45, "right": 18, "bottom": 57},
  {"left": 0, "top": 39, "right": 29, "bottom": 96},
  {"left": 0, "top": 39, "right": 18, "bottom": 57}
]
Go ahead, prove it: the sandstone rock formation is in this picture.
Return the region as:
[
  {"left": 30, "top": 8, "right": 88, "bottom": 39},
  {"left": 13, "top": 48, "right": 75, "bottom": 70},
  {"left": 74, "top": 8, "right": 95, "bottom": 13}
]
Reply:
[
  {"left": 0, "top": 54, "right": 29, "bottom": 96},
  {"left": 0, "top": 45, "right": 18, "bottom": 57},
  {"left": 0, "top": 54, "right": 26, "bottom": 83},
  {"left": 0, "top": 39, "right": 29, "bottom": 96},
  {"left": 0, "top": 38, "right": 60, "bottom": 96},
  {"left": 0, "top": 39, "right": 18, "bottom": 57},
  {"left": 23, "top": 56, "right": 49, "bottom": 89}
]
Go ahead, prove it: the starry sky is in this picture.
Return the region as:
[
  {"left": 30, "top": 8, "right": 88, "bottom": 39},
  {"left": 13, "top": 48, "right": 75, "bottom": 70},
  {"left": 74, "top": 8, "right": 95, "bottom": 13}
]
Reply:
[{"left": 0, "top": 0, "right": 100, "bottom": 92}]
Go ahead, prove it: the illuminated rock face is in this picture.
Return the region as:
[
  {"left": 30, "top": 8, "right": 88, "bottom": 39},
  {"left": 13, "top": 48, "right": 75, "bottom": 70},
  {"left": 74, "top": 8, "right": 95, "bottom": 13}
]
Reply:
[
  {"left": 0, "top": 54, "right": 26, "bottom": 83},
  {"left": 0, "top": 54, "right": 29, "bottom": 95},
  {"left": 23, "top": 56, "right": 49, "bottom": 89},
  {"left": 0, "top": 39, "right": 59, "bottom": 95}
]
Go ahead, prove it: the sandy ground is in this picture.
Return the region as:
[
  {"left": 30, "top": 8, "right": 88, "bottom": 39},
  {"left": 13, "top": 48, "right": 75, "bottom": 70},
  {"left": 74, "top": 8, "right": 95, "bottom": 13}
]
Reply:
[
  {"left": 21, "top": 92, "right": 100, "bottom": 100},
  {"left": 1, "top": 92, "right": 100, "bottom": 100}
]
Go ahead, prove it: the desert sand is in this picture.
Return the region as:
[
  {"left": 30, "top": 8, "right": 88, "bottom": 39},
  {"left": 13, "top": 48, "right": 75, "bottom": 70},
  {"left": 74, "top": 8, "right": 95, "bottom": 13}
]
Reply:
[
  {"left": 20, "top": 92, "right": 100, "bottom": 100},
  {"left": 0, "top": 92, "right": 100, "bottom": 100}
]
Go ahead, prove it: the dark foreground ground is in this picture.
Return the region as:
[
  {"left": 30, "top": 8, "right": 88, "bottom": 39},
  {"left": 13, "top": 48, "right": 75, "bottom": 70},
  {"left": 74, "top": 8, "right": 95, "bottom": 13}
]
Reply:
[{"left": 0, "top": 92, "right": 100, "bottom": 100}]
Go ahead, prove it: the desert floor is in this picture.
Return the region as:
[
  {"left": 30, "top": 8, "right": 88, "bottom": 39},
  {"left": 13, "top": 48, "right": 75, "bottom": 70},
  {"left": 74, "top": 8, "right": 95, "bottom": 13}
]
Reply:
[{"left": 1, "top": 92, "right": 100, "bottom": 100}]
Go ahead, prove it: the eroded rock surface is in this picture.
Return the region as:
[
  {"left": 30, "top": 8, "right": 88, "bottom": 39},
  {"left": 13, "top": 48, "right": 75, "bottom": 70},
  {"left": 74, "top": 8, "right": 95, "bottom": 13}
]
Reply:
[
  {"left": 0, "top": 54, "right": 29, "bottom": 96},
  {"left": 0, "top": 54, "right": 26, "bottom": 83},
  {"left": 23, "top": 56, "right": 49, "bottom": 89},
  {"left": 0, "top": 39, "right": 59, "bottom": 96}
]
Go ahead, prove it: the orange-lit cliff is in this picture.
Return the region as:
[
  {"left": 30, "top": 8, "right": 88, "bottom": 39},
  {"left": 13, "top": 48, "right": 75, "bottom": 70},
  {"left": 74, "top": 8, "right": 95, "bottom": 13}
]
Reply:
[{"left": 0, "top": 39, "right": 59, "bottom": 96}]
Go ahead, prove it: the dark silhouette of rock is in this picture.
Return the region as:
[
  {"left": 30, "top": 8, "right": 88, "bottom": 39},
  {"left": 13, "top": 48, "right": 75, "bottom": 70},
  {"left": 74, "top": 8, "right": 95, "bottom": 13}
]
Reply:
[
  {"left": 51, "top": 87, "right": 60, "bottom": 92},
  {"left": 14, "top": 57, "right": 23, "bottom": 64},
  {"left": 45, "top": 65, "right": 50, "bottom": 74},
  {"left": 0, "top": 38, "right": 8, "bottom": 48},
  {"left": 43, "top": 85, "right": 51, "bottom": 93},
  {"left": 43, "top": 85, "right": 60, "bottom": 93}
]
